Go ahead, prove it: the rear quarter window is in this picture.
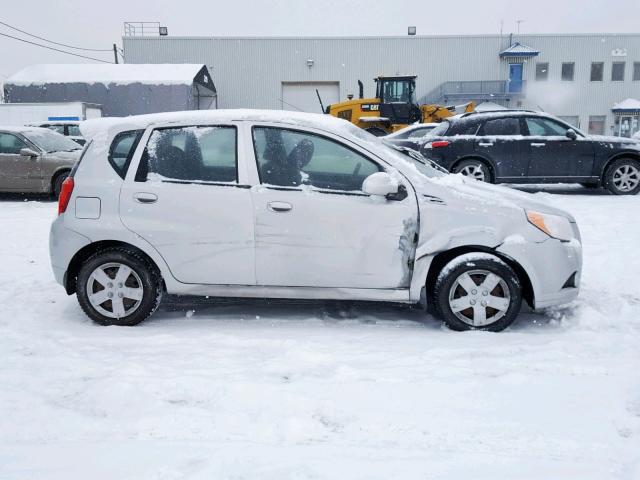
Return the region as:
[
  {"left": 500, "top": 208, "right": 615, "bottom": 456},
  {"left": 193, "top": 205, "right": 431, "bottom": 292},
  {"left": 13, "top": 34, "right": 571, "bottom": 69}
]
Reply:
[{"left": 108, "top": 130, "right": 144, "bottom": 178}]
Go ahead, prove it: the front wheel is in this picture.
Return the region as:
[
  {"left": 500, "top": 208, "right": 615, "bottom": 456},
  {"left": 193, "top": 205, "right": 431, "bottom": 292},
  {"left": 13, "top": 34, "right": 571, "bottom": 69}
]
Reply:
[
  {"left": 453, "top": 160, "right": 492, "bottom": 183},
  {"left": 603, "top": 158, "right": 640, "bottom": 195},
  {"left": 76, "top": 248, "right": 163, "bottom": 326},
  {"left": 433, "top": 253, "right": 522, "bottom": 332}
]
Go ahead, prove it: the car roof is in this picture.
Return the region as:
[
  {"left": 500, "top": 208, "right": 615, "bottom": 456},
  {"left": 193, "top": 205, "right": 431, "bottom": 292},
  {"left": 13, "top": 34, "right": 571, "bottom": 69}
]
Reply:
[
  {"left": 0, "top": 125, "right": 58, "bottom": 134},
  {"left": 80, "top": 109, "right": 355, "bottom": 141}
]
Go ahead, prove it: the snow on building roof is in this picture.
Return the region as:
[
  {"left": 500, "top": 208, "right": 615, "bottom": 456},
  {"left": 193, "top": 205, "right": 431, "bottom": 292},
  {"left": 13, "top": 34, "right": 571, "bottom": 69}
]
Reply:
[
  {"left": 499, "top": 42, "right": 540, "bottom": 57},
  {"left": 612, "top": 98, "right": 640, "bottom": 111},
  {"left": 6, "top": 64, "right": 206, "bottom": 86}
]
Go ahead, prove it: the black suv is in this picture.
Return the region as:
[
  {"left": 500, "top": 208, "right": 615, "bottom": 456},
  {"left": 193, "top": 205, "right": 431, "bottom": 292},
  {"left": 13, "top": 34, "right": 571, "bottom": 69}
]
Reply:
[{"left": 409, "top": 111, "right": 640, "bottom": 195}]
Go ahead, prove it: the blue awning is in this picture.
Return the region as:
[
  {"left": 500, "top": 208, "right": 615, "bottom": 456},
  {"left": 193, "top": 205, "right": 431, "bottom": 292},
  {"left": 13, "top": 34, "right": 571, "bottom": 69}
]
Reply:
[{"left": 499, "top": 42, "right": 540, "bottom": 58}]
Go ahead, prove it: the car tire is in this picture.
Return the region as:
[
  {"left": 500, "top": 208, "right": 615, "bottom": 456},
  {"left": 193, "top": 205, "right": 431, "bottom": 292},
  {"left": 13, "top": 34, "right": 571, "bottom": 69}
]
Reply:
[
  {"left": 453, "top": 159, "right": 493, "bottom": 183},
  {"left": 52, "top": 172, "right": 69, "bottom": 199},
  {"left": 76, "top": 248, "right": 163, "bottom": 326},
  {"left": 433, "top": 253, "right": 522, "bottom": 332},
  {"left": 603, "top": 158, "right": 640, "bottom": 195},
  {"left": 365, "top": 127, "right": 389, "bottom": 137}
]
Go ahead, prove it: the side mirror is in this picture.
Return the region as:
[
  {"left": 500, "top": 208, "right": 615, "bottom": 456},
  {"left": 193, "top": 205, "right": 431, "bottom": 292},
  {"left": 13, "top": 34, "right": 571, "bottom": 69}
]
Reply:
[
  {"left": 20, "top": 148, "right": 39, "bottom": 157},
  {"left": 565, "top": 129, "right": 577, "bottom": 141},
  {"left": 362, "top": 172, "right": 404, "bottom": 199}
]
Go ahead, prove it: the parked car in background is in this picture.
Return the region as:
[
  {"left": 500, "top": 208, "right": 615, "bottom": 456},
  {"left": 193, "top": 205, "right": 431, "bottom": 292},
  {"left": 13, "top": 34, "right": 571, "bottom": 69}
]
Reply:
[
  {"left": 50, "top": 110, "right": 582, "bottom": 332},
  {"left": 30, "top": 121, "right": 86, "bottom": 146},
  {"left": 411, "top": 110, "right": 640, "bottom": 195},
  {"left": 383, "top": 122, "right": 439, "bottom": 149},
  {"left": 0, "top": 126, "right": 82, "bottom": 197}
]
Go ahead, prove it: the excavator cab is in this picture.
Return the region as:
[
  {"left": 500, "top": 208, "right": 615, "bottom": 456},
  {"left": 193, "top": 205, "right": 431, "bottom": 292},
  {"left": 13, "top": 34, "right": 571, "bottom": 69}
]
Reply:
[{"left": 375, "top": 76, "right": 422, "bottom": 126}]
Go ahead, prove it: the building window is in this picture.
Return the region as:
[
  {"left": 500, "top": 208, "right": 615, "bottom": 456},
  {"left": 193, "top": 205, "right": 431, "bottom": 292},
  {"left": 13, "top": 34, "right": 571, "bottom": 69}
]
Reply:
[
  {"left": 561, "top": 63, "right": 575, "bottom": 81},
  {"left": 612, "top": 62, "right": 625, "bottom": 81},
  {"left": 588, "top": 115, "right": 606, "bottom": 135},
  {"left": 633, "top": 62, "right": 640, "bottom": 81},
  {"left": 558, "top": 116, "right": 580, "bottom": 128},
  {"left": 535, "top": 62, "right": 549, "bottom": 81},
  {"left": 590, "top": 62, "right": 604, "bottom": 81}
]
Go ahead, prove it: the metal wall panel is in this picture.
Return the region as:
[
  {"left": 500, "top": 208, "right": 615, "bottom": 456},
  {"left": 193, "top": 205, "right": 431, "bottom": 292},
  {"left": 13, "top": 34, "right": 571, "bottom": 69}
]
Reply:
[{"left": 124, "top": 34, "right": 640, "bottom": 134}]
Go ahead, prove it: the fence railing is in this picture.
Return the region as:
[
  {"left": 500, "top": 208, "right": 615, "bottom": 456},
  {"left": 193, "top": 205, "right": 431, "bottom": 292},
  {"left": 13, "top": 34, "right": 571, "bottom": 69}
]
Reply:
[
  {"left": 422, "top": 80, "right": 526, "bottom": 103},
  {"left": 124, "top": 22, "right": 163, "bottom": 37}
]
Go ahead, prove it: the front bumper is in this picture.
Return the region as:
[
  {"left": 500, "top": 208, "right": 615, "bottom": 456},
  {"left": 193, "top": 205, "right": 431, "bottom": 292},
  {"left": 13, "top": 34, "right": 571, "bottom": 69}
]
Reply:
[
  {"left": 49, "top": 215, "right": 91, "bottom": 288},
  {"left": 497, "top": 233, "right": 582, "bottom": 310}
]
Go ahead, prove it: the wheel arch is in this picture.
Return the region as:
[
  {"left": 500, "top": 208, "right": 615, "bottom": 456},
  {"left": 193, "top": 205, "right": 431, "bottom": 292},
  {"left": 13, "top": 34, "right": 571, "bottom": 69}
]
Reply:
[
  {"left": 64, "top": 240, "right": 165, "bottom": 295},
  {"left": 600, "top": 152, "right": 640, "bottom": 179},
  {"left": 424, "top": 245, "right": 535, "bottom": 310},
  {"left": 450, "top": 156, "right": 496, "bottom": 182},
  {"left": 50, "top": 167, "right": 72, "bottom": 193}
]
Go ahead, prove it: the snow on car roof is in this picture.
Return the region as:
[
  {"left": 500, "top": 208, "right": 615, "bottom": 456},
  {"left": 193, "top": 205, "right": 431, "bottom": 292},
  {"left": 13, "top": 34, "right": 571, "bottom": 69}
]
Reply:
[
  {"left": 0, "top": 125, "right": 57, "bottom": 134},
  {"left": 80, "top": 109, "right": 354, "bottom": 140},
  {"left": 6, "top": 64, "right": 206, "bottom": 86}
]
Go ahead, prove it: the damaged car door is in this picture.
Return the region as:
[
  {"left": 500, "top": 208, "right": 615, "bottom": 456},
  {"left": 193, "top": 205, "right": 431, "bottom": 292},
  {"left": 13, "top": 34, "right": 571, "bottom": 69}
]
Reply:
[{"left": 250, "top": 125, "right": 419, "bottom": 289}]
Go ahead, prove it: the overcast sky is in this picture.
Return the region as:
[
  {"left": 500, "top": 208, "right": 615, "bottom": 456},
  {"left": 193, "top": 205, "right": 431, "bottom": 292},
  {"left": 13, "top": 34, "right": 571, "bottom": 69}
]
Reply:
[{"left": 1, "top": 0, "right": 639, "bottom": 79}]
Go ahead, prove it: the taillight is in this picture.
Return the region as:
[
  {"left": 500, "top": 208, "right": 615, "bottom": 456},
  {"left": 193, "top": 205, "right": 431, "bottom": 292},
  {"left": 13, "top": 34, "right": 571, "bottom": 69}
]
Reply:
[
  {"left": 58, "top": 177, "right": 74, "bottom": 215},
  {"left": 431, "top": 140, "right": 450, "bottom": 148}
]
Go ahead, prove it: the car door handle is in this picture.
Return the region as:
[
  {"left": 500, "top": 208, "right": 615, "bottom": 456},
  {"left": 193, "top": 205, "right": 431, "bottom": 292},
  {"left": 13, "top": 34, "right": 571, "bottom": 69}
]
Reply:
[
  {"left": 530, "top": 142, "right": 546, "bottom": 147},
  {"left": 478, "top": 142, "right": 494, "bottom": 147},
  {"left": 133, "top": 192, "right": 158, "bottom": 204},
  {"left": 267, "top": 201, "right": 292, "bottom": 212}
]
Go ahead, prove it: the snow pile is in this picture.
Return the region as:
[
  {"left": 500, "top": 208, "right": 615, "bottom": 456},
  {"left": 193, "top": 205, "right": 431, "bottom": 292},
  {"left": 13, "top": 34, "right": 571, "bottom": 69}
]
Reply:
[
  {"left": 6, "top": 64, "right": 206, "bottom": 86},
  {"left": 0, "top": 187, "right": 639, "bottom": 479}
]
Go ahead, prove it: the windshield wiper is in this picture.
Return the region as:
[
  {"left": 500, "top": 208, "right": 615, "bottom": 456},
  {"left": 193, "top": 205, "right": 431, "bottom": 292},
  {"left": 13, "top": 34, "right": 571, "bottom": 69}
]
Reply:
[{"left": 390, "top": 145, "right": 449, "bottom": 173}]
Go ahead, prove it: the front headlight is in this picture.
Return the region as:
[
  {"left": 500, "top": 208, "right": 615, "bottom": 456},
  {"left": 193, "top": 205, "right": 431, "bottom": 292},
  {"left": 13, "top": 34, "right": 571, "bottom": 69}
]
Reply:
[{"left": 526, "top": 210, "right": 574, "bottom": 241}]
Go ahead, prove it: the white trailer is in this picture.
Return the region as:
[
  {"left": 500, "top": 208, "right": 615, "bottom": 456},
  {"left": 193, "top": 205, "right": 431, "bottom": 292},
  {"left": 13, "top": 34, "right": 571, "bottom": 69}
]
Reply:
[{"left": 0, "top": 102, "right": 102, "bottom": 126}]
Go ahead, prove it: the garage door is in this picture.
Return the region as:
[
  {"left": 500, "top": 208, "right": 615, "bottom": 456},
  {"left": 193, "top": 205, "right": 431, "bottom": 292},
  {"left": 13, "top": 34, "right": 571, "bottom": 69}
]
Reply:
[{"left": 281, "top": 82, "right": 340, "bottom": 113}]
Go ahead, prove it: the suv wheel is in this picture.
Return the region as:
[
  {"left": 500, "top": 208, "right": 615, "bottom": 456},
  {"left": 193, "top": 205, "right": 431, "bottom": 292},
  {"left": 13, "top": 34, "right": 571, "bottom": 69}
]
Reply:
[
  {"left": 453, "top": 160, "right": 492, "bottom": 183},
  {"left": 433, "top": 253, "right": 522, "bottom": 332},
  {"left": 77, "top": 248, "right": 163, "bottom": 326},
  {"left": 52, "top": 172, "right": 69, "bottom": 199},
  {"left": 603, "top": 158, "right": 640, "bottom": 195}
]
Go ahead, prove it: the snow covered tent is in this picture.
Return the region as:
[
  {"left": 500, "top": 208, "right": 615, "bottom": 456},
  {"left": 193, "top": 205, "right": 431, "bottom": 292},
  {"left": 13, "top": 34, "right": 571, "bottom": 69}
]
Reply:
[{"left": 3, "top": 64, "right": 217, "bottom": 117}]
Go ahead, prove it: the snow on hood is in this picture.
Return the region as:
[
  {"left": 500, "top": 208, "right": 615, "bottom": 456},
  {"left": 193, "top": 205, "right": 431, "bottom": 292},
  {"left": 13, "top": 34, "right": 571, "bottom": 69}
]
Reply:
[{"left": 6, "top": 64, "right": 206, "bottom": 86}]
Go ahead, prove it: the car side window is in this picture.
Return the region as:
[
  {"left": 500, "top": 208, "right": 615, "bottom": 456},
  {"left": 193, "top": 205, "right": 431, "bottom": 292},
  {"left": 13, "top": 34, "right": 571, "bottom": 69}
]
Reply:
[
  {"left": 407, "top": 127, "right": 432, "bottom": 139},
  {"left": 525, "top": 118, "right": 569, "bottom": 137},
  {"left": 109, "top": 130, "right": 144, "bottom": 178},
  {"left": 252, "top": 127, "right": 381, "bottom": 191},
  {"left": 141, "top": 126, "right": 237, "bottom": 183},
  {"left": 0, "top": 133, "right": 28, "bottom": 155},
  {"left": 480, "top": 118, "right": 521, "bottom": 136},
  {"left": 67, "top": 125, "right": 81, "bottom": 136}
]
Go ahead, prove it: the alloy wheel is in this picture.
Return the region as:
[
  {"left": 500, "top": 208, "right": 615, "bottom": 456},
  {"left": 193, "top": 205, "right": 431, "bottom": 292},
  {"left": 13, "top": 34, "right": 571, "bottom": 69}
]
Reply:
[
  {"left": 459, "top": 164, "right": 487, "bottom": 182},
  {"left": 612, "top": 164, "right": 640, "bottom": 192},
  {"left": 448, "top": 269, "right": 511, "bottom": 327},
  {"left": 86, "top": 262, "right": 144, "bottom": 319}
]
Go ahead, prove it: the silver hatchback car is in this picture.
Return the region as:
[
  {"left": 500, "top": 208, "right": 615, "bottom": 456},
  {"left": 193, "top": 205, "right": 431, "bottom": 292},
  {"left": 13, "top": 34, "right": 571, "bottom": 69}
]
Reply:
[{"left": 49, "top": 110, "right": 582, "bottom": 331}]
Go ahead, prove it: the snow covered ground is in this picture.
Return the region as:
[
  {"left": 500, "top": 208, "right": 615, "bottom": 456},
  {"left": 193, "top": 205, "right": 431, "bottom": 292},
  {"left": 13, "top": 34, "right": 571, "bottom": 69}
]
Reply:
[{"left": 1, "top": 185, "right": 639, "bottom": 479}]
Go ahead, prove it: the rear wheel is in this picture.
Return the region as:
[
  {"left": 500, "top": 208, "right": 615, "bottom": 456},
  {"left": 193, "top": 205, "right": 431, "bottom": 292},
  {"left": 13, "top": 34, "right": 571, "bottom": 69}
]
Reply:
[
  {"left": 433, "top": 254, "right": 522, "bottom": 332},
  {"left": 52, "top": 171, "right": 69, "bottom": 199},
  {"left": 77, "top": 248, "right": 162, "bottom": 326},
  {"left": 603, "top": 158, "right": 640, "bottom": 195},
  {"left": 453, "top": 159, "right": 492, "bottom": 183}
]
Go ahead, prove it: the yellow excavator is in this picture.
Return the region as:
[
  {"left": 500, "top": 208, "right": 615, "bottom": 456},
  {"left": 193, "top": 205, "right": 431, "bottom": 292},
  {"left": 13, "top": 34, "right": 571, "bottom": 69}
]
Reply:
[{"left": 324, "top": 75, "right": 474, "bottom": 136}]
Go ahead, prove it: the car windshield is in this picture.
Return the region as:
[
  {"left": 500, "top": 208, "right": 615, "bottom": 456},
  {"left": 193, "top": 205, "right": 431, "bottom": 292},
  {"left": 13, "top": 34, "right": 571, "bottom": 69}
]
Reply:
[
  {"left": 22, "top": 129, "right": 82, "bottom": 153},
  {"left": 343, "top": 123, "right": 445, "bottom": 178}
]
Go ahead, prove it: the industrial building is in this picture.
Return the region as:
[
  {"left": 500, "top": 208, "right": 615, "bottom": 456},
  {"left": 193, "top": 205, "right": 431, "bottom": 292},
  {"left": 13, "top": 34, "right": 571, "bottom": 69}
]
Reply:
[
  {"left": 3, "top": 64, "right": 217, "bottom": 117},
  {"left": 123, "top": 32, "right": 640, "bottom": 137}
]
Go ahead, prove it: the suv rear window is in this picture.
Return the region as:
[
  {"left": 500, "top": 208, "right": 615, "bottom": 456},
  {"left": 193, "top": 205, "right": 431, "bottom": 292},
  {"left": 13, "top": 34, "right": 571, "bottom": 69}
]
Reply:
[
  {"left": 428, "top": 121, "right": 450, "bottom": 137},
  {"left": 109, "top": 130, "right": 144, "bottom": 179}
]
